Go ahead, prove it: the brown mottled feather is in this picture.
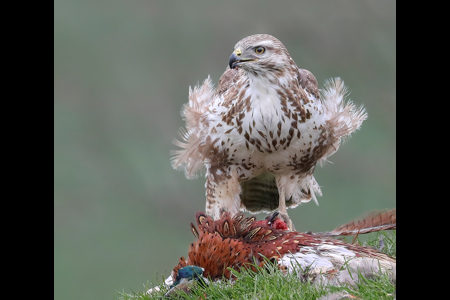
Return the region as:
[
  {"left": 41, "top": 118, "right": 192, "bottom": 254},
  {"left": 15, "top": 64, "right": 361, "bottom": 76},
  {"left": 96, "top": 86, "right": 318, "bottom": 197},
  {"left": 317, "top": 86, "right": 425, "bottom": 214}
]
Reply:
[
  {"left": 215, "top": 68, "right": 238, "bottom": 97},
  {"left": 297, "top": 68, "right": 319, "bottom": 99}
]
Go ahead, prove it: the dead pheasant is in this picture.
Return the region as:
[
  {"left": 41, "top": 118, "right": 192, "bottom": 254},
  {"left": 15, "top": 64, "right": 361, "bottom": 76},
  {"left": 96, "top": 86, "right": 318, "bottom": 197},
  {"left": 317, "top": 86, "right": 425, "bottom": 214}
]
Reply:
[{"left": 149, "top": 209, "right": 396, "bottom": 295}]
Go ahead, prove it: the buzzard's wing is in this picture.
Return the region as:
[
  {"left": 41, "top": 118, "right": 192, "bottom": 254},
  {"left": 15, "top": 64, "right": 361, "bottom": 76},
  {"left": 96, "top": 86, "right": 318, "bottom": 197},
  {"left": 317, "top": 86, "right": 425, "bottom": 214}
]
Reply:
[
  {"left": 215, "top": 68, "right": 238, "bottom": 96},
  {"left": 297, "top": 68, "right": 319, "bottom": 99},
  {"left": 171, "top": 77, "right": 216, "bottom": 178}
]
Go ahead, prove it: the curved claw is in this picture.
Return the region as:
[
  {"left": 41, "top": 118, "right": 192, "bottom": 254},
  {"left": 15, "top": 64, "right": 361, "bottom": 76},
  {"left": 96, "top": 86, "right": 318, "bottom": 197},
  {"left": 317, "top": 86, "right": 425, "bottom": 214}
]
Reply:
[{"left": 278, "top": 211, "right": 296, "bottom": 231}]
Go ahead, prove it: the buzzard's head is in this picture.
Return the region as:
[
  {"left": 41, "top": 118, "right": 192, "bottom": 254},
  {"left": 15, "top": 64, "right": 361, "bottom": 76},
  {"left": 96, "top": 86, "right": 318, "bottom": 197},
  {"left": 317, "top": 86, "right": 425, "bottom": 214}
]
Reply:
[{"left": 228, "top": 34, "right": 294, "bottom": 75}]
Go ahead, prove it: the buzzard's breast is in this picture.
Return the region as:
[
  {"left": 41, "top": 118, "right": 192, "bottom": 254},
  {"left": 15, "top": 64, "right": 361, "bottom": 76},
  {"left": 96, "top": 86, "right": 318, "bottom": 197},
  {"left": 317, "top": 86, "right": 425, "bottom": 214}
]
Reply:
[{"left": 206, "top": 76, "right": 329, "bottom": 180}]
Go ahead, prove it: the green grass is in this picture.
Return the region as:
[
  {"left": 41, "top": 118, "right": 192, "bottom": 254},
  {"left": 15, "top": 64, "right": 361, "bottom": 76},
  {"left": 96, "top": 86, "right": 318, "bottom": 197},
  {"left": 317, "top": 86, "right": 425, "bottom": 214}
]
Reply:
[{"left": 116, "top": 231, "right": 396, "bottom": 300}]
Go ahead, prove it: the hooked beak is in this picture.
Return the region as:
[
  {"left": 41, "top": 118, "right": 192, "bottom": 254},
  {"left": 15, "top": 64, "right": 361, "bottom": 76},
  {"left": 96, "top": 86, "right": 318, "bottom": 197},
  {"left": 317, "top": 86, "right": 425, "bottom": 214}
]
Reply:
[{"left": 229, "top": 49, "right": 258, "bottom": 69}]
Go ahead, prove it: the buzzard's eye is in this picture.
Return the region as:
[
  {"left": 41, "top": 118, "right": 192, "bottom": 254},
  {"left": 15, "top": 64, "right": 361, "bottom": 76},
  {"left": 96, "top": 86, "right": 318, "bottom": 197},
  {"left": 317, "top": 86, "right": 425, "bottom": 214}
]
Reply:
[{"left": 254, "top": 46, "right": 265, "bottom": 54}]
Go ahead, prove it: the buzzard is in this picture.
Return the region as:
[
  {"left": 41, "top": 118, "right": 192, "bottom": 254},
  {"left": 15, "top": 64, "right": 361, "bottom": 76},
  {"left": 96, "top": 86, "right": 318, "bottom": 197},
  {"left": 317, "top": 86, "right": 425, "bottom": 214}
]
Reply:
[{"left": 172, "top": 34, "right": 367, "bottom": 230}]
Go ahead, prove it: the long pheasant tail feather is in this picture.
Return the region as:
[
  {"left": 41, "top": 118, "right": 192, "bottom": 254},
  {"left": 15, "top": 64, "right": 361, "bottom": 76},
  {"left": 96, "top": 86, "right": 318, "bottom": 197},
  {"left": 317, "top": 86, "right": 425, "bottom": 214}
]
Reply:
[
  {"left": 315, "top": 208, "right": 396, "bottom": 237},
  {"left": 333, "top": 208, "right": 396, "bottom": 235}
]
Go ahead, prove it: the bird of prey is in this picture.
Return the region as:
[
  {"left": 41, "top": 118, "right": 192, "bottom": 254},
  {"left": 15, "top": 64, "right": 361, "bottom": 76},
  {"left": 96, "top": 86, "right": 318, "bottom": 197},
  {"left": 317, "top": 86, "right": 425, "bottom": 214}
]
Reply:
[{"left": 172, "top": 34, "right": 367, "bottom": 230}]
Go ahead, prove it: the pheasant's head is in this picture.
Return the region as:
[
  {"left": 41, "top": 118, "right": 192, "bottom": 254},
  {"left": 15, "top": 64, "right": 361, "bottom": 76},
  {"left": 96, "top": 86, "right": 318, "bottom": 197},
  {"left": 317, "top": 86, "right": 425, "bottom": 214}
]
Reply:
[
  {"left": 165, "top": 265, "right": 207, "bottom": 298},
  {"left": 171, "top": 265, "right": 205, "bottom": 288}
]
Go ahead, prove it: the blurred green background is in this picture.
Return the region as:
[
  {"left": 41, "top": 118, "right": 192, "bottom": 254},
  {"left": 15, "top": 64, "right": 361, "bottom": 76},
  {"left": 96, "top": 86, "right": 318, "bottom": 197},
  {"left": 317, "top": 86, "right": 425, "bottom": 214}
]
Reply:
[{"left": 54, "top": 1, "right": 395, "bottom": 299}]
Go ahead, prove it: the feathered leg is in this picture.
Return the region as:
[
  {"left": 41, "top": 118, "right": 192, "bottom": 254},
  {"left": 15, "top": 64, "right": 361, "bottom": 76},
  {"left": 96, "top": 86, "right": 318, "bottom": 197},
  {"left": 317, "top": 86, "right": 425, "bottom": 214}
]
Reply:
[{"left": 205, "top": 168, "right": 241, "bottom": 220}]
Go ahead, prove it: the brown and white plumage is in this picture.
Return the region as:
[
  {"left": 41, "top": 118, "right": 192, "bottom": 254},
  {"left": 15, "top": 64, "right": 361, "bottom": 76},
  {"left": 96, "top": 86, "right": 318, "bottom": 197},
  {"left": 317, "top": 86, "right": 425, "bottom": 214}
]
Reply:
[{"left": 172, "top": 34, "right": 367, "bottom": 229}]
